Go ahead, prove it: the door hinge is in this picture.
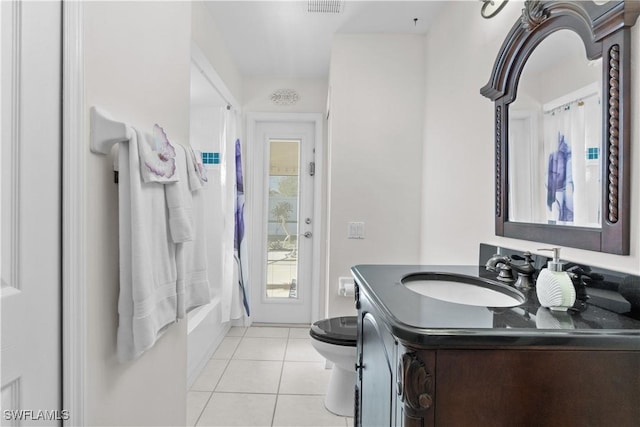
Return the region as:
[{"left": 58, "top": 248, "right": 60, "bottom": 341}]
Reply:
[{"left": 309, "top": 161, "right": 315, "bottom": 176}]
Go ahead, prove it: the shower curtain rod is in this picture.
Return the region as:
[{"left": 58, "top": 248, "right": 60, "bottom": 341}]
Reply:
[
  {"left": 192, "top": 60, "right": 234, "bottom": 111},
  {"left": 542, "top": 82, "right": 600, "bottom": 114},
  {"left": 543, "top": 92, "right": 598, "bottom": 115}
]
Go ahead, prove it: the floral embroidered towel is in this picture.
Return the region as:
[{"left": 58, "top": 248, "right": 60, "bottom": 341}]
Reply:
[{"left": 138, "top": 124, "right": 178, "bottom": 183}]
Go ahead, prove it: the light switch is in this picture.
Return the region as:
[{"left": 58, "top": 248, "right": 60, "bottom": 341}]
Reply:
[{"left": 348, "top": 222, "right": 365, "bottom": 239}]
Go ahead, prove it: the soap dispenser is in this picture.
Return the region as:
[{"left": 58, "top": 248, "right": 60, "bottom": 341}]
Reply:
[{"left": 536, "top": 248, "right": 576, "bottom": 311}]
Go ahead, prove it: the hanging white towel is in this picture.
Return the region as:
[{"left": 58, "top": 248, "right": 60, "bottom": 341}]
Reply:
[
  {"left": 173, "top": 145, "right": 211, "bottom": 319},
  {"left": 176, "top": 192, "right": 211, "bottom": 318},
  {"left": 117, "top": 129, "right": 178, "bottom": 362},
  {"left": 186, "top": 146, "right": 208, "bottom": 191},
  {"left": 165, "top": 147, "right": 194, "bottom": 244}
]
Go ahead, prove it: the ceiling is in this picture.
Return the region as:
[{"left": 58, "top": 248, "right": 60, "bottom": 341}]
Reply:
[{"left": 204, "top": 1, "right": 446, "bottom": 78}]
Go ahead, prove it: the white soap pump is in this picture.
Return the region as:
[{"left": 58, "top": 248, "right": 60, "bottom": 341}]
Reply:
[{"left": 536, "top": 248, "right": 576, "bottom": 311}]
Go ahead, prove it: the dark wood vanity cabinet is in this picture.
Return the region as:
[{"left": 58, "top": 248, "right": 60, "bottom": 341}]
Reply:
[
  {"left": 355, "top": 285, "right": 640, "bottom": 427},
  {"left": 434, "top": 349, "right": 640, "bottom": 426}
]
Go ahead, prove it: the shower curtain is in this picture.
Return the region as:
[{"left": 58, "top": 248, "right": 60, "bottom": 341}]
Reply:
[
  {"left": 542, "top": 92, "right": 601, "bottom": 227},
  {"left": 508, "top": 111, "right": 543, "bottom": 223},
  {"left": 234, "top": 139, "right": 250, "bottom": 317},
  {"left": 219, "top": 108, "right": 247, "bottom": 321}
]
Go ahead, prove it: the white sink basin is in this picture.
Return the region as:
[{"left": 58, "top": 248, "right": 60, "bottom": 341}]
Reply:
[{"left": 402, "top": 273, "right": 525, "bottom": 307}]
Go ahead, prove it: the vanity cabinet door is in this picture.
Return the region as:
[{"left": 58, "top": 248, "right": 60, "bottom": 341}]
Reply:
[
  {"left": 434, "top": 349, "right": 640, "bottom": 426},
  {"left": 358, "top": 312, "right": 397, "bottom": 427}
]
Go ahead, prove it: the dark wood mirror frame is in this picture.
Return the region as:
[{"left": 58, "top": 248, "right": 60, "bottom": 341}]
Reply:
[{"left": 481, "top": 0, "right": 640, "bottom": 255}]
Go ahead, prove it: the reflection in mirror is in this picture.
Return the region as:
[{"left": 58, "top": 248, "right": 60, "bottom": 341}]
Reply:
[{"left": 509, "top": 30, "right": 602, "bottom": 228}]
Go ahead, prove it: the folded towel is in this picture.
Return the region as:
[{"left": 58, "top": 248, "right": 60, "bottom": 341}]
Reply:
[
  {"left": 138, "top": 124, "right": 178, "bottom": 183},
  {"left": 186, "top": 146, "right": 208, "bottom": 191},
  {"left": 165, "top": 145, "right": 194, "bottom": 243},
  {"left": 117, "top": 129, "right": 179, "bottom": 362}
]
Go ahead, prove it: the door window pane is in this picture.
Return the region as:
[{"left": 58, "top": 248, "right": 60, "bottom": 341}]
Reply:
[{"left": 266, "top": 139, "right": 300, "bottom": 299}]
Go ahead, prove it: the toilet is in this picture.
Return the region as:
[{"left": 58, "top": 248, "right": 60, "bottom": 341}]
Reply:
[{"left": 309, "top": 316, "right": 358, "bottom": 417}]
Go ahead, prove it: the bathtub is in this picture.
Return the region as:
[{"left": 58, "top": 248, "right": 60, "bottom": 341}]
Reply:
[{"left": 187, "top": 296, "right": 230, "bottom": 388}]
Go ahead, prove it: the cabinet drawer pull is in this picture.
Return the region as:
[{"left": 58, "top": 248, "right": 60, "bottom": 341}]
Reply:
[
  {"left": 418, "top": 393, "right": 433, "bottom": 409},
  {"left": 401, "top": 352, "right": 434, "bottom": 413}
]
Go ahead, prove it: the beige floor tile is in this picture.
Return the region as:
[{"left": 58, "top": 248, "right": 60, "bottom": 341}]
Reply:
[
  {"left": 272, "top": 394, "right": 347, "bottom": 427},
  {"left": 196, "top": 392, "right": 277, "bottom": 427},
  {"left": 212, "top": 336, "right": 241, "bottom": 359},
  {"left": 189, "top": 325, "right": 356, "bottom": 427},
  {"left": 279, "top": 361, "right": 331, "bottom": 395},
  {"left": 187, "top": 391, "right": 211, "bottom": 427},
  {"left": 288, "top": 327, "right": 312, "bottom": 339},
  {"left": 245, "top": 326, "right": 290, "bottom": 338},
  {"left": 191, "top": 359, "right": 229, "bottom": 391},
  {"left": 234, "top": 337, "right": 287, "bottom": 361},
  {"left": 285, "top": 338, "right": 325, "bottom": 362},
  {"left": 216, "top": 360, "right": 283, "bottom": 394},
  {"left": 226, "top": 326, "right": 247, "bottom": 337}
]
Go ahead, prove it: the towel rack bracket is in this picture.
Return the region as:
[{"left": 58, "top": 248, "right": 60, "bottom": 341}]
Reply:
[{"left": 90, "top": 106, "right": 132, "bottom": 155}]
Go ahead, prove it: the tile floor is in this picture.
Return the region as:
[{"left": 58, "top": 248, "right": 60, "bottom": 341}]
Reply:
[{"left": 188, "top": 326, "right": 354, "bottom": 427}]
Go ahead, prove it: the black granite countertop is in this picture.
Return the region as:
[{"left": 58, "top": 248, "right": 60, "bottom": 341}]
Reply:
[{"left": 351, "top": 264, "right": 640, "bottom": 350}]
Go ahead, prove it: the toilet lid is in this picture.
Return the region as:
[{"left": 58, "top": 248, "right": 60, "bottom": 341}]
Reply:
[{"left": 310, "top": 316, "right": 357, "bottom": 346}]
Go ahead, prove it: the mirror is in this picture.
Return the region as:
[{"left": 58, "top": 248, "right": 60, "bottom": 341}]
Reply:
[
  {"left": 509, "top": 30, "right": 602, "bottom": 228},
  {"left": 481, "top": 1, "right": 640, "bottom": 255}
]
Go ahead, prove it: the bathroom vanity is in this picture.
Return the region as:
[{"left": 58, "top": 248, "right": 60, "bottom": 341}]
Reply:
[
  {"left": 352, "top": 1, "right": 640, "bottom": 424},
  {"left": 352, "top": 264, "right": 640, "bottom": 427}
]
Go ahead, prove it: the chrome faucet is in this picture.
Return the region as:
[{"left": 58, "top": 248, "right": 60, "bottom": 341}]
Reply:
[
  {"left": 485, "top": 251, "right": 536, "bottom": 288},
  {"left": 509, "top": 252, "right": 536, "bottom": 289},
  {"left": 485, "top": 254, "right": 514, "bottom": 282}
]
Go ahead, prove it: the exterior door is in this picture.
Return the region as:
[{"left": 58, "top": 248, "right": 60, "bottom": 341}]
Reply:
[
  {"left": 250, "top": 120, "right": 316, "bottom": 324},
  {"left": 1, "top": 1, "right": 62, "bottom": 425}
]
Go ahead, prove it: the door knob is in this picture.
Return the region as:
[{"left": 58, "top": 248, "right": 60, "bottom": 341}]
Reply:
[{"left": 301, "top": 231, "right": 312, "bottom": 238}]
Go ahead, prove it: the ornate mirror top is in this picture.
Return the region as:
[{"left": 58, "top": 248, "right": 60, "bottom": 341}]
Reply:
[{"left": 481, "top": 1, "right": 640, "bottom": 254}]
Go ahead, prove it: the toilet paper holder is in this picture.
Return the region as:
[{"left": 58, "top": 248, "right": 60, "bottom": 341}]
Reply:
[{"left": 338, "top": 277, "right": 355, "bottom": 297}]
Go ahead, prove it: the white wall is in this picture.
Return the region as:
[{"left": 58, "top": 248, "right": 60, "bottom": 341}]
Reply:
[
  {"left": 421, "top": 1, "right": 640, "bottom": 273},
  {"left": 84, "top": 2, "right": 191, "bottom": 425},
  {"left": 327, "top": 34, "right": 425, "bottom": 317}
]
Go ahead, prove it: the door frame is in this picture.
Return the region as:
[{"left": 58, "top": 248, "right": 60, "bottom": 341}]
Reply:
[
  {"left": 246, "top": 112, "right": 324, "bottom": 325},
  {"left": 62, "top": 1, "right": 86, "bottom": 425},
  {"left": 3, "top": 1, "right": 85, "bottom": 423}
]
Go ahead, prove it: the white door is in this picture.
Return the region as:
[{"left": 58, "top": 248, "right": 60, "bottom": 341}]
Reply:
[
  {"left": 250, "top": 120, "right": 316, "bottom": 324},
  {"left": 1, "top": 2, "right": 62, "bottom": 425}
]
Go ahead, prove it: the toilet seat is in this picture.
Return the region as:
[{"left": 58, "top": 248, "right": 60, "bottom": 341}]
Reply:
[{"left": 310, "top": 316, "right": 357, "bottom": 346}]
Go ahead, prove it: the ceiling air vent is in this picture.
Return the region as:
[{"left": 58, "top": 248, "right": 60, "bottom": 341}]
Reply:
[{"left": 308, "top": 0, "right": 344, "bottom": 14}]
